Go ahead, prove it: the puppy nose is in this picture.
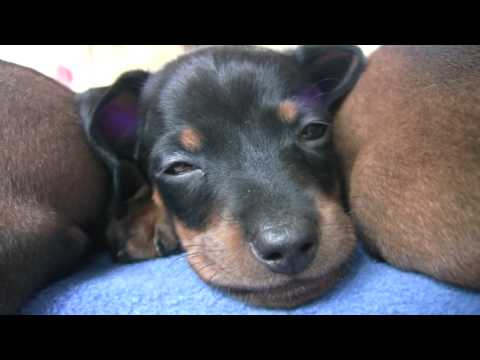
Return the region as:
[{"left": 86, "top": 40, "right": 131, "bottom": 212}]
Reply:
[{"left": 251, "top": 226, "right": 318, "bottom": 275}]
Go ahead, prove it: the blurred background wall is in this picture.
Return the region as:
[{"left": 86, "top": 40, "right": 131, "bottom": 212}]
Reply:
[{"left": 0, "top": 45, "right": 381, "bottom": 92}]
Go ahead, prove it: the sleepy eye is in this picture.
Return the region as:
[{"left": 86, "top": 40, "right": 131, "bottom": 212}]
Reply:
[
  {"left": 299, "top": 122, "right": 329, "bottom": 142},
  {"left": 164, "top": 162, "right": 196, "bottom": 176}
]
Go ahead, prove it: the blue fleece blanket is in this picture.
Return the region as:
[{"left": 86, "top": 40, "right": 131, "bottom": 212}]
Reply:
[{"left": 22, "top": 246, "right": 480, "bottom": 315}]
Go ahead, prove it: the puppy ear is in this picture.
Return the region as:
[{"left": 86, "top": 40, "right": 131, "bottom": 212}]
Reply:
[
  {"left": 293, "top": 45, "right": 366, "bottom": 110},
  {"left": 76, "top": 70, "right": 151, "bottom": 215}
]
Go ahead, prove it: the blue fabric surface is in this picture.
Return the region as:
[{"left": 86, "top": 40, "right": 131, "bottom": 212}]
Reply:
[{"left": 22, "top": 247, "right": 480, "bottom": 315}]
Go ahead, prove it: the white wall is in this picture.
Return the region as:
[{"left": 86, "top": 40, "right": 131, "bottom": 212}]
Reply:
[{"left": 0, "top": 45, "right": 381, "bottom": 92}]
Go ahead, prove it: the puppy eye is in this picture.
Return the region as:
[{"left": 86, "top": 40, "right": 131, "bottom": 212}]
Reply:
[
  {"left": 164, "top": 162, "right": 195, "bottom": 176},
  {"left": 299, "top": 123, "right": 329, "bottom": 142}
]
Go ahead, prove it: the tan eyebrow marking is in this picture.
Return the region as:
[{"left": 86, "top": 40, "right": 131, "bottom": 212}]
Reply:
[
  {"left": 179, "top": 127, "right": 203, "bottom": 152},
  {"left": 278, "top": 100, "right": 299, "bottom": 124}
]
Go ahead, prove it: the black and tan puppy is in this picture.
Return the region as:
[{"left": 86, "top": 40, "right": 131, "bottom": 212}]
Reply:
[
  {"left": 78, "top": 45, "right": 366, "bottom": 308},
  {"left": 335, "top": 45, "right": 480, "bottom": 289},
  {"left": 0, "top": 60, "right": 109, "bottom": 314}
]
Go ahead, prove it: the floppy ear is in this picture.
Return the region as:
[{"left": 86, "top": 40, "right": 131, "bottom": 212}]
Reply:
[
  {"left": 293, "top": 45, "right": 367, "bottom": 110},
  {"left": 76, "top": 70, "right": 151, "bottom": 216}
]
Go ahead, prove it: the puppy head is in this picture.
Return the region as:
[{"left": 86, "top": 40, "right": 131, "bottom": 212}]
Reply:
[{"left": 78, "top": 45, "right": 366, "bottom": 308}]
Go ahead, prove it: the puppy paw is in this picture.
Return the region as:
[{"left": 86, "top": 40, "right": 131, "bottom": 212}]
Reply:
[{"left": 106, "top": 188, "right": 179, "bottom": 263}]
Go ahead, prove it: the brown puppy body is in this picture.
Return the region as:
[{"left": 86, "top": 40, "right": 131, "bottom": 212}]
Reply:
[
  {"left": 335, "top": 45, "right": 480, "bottom": 288},
  {"left": 0, "top": 61, "right": 108, "bottom": 313}
]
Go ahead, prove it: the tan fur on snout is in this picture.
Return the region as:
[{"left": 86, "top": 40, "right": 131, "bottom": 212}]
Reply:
[
  {"left": 334, "top": 45, "right": 480, "bottom": 288},
  {"left": 173, "top": 213, "right": 245, "bottom": 284},
  {"left": 173, "top": 190, "right": 356, "bottom": 308}
]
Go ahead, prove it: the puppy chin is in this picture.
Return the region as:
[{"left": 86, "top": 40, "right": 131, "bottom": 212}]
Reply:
[
  {"left": 220, "top": 267, "right": 345, "bottom": 309},
  {"left": 184, "top": 236, "right": 356, "bottom": 308}
]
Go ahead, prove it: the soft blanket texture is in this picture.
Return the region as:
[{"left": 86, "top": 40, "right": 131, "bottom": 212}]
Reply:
[{"left": 22, "top": 246, "right": 480, "bottom": 315}]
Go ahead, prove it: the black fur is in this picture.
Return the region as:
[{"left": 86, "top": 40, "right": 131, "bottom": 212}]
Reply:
[{"left": 78, "top": 45, "right": 366, "bottom": 284}]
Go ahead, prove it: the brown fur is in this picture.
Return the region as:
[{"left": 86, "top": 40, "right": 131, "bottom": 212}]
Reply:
[
  {"left": 0, "top": 60, "right": 109, "bottom": 313},
  {"left": 277, "top": 100, "right": 298, "bottom": 124},
  {"left": 335, "top": 45, "right": 480, "bottom": 288},
  {"left": 179, "top": 127, "right": 203, "bottom": 152},
  {"left": 173, "top": 186, "right": 355, "bottom": 308},
  {"left": 106, "top": 187, "right": 178, "bottom": 261}
]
